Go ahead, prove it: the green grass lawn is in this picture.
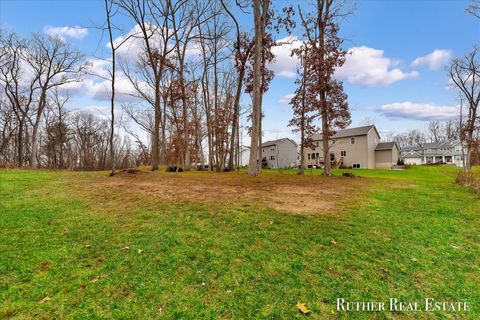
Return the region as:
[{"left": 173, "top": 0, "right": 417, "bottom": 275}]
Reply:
[{"left": 1, "top": 166, "right": 479, "bottom": 319}]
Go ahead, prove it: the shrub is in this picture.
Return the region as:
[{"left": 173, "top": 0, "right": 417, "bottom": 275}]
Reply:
[
  {"left": 165, "top": 166, "right": 183, "bottom": 172},
  {"left": 342, "top": 172, "right": 357, "bottom": 178},
  {"left": 397, "top": 159, "right": 405, "bottom": 165},
  {"left": 455, "top": 171, "right": 480, "bottom": 194}
]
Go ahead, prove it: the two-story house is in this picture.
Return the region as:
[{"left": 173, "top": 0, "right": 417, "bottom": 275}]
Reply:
[
  {"left": 304, "top": 125, "right": 399, "bottom": 169},
  {"left": 400, "top": 140, "right": 466, "bottom": 167}
]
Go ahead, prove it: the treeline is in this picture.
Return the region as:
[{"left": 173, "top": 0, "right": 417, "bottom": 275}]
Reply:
[
  {"left": 1, "top": 0, "right": 479, "bottom": 174},
  {"left": 386, "top": 120, "right": 461, "bottom": 148},
  {"left": 0, "top": 0, "right": 356, "bottom": 176},
  {"left": 0, "top": 0, "right": 254, "bottom": 171}
]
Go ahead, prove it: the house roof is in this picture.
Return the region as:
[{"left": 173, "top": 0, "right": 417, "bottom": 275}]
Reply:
[
  {"left": 311, "top": 125, "right": 378, "bottom": 141},
  {"left": 401, "top": 146, "right": 422, "bottom": 152},
  {"left": 261, "top": 138, "right": 297, "bottom": 148},
  {"left": 423, "top": 141, "right": 449, "bottom": 149},
  {"left": 375, "top": 142, "right": 397, "bottom": 151}
]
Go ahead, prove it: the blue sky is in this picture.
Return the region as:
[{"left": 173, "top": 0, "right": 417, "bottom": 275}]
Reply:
[{"left": 1, "top": 0, "right": 479, "bottom": 143}]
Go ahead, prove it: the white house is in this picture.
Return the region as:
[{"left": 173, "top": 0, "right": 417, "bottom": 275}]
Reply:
[{"left": 400, "top": 140, "right": 466, "bottom": 167}]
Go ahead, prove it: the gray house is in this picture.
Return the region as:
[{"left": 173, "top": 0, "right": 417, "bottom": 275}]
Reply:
[
  {"left": 400, "top": 140, "right": 466, "bottom": 167},
  {"left": 304, "top": 125, "right": 399, "bottom": 169},
  {"left": 261, "top": 138, "right": 298, "bottom": 169}
]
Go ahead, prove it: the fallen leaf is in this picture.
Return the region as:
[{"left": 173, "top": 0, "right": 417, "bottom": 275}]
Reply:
[
  {"left": 296, "top": 302, "right": 311, "bottom": 314},
  {"left": 90, "top": 276, "right": 100, "bottom": 283},
  {"left": 122, "top": 246, "right": 130, "bottom": 251},
  {"left": 137, "top": 249, "right": 144, "bottom": 254},
  {"left": 38, "top": 296, "right": 51, "bottom": 304},
  {"left": 330, "top": 239, "right": 337, "bottom": 245},
  {"left": 412, "top": 257, "right": 418, "bottom": 263},
  {"left": 85, "top": 244, "right": 91, "bottom": 248},
  {"left": 62, "top": 228, "right": 69, "bottom": 235}
]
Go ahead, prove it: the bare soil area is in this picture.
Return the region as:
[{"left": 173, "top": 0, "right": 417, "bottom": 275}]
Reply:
[{"left": 72, "top": 170, "right": 373, "bottom": 215}]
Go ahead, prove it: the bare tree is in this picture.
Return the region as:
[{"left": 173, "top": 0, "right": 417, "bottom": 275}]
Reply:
[
  {"left": 426, "top": 121, "right": 443, "bottom": 142},
  {"left": 0, "top": 32, "right": 37, "bottom": 166},
  {"left": 117, "top": 0, "right": 176, "bottom": 170},
  {"left": 359, "top": 117, "right": 376, "bottom": 126},
  {"left": 25, "top": 34, "right": 84, "bottom": 167},
  {"left": 467, "top": 0, "right": 480, "bottom": 18},
  {"left": 449, "top": 48, "right": 480, "bottom": 172},
  {"left": 220, "top": 0, "right": 254, "bottom": 171},
  {"left": 105, "top": 0, "right": 117, "bottom": 175}
]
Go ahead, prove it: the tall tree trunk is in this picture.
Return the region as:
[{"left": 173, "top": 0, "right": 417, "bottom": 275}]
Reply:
[
  {"left": 318, "top": 0, "right": 332, "bottom": 176},
  {"left": 228, "top": 68, "right": 245, "bottom": 171},
  {"left": 30, "top": 92, "right": 47, "bottom": 168},
  {"left": 17, "top": 117, "right": 24, "bottom": 166},
  {"left": 152, "top": 88, "right": 161, "bottom": 170},
  {"left": 105, "top": 0, "right": 116, "bottom": 175},
  {"left": 247, "top": 0, "right": 265, "bottom": 176}
]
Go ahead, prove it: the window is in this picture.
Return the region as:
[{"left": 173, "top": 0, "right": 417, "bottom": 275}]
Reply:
[
  {"left": 308, "top": 153, "right": 311, "bottom": 160},
  {"left": 330, "top": 153, "right": 335, "bottom": 161},
  {"left": 315, "top": 141, "right": 319, "bottom": 147},
  {"left": 353, "top": 163, "right": 360, "bottom": 169},
  {"left": 332, "top": 139, "right": 336, "bottom": 144},
  {"left": 271, "top": 147, "right": 275, "bottom": 151},
  {"left": 315, "top": 153, "right": 319, "bottom": 159},
  {"left": 270, "top": 155, "right": 275, "bottom": 160},
  {"left": 341, "top": 151, "right": 346, "bottom": 157},
  {"left": 350, "top": 137, "right": 355, "bottom": 144}
]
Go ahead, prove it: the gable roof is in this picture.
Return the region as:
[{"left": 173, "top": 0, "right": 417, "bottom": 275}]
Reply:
[
  {"left": 423, "top": 141, "right": 449, "bottom": 149},
  {"left": 375, "top": 142, "right": 398, "bottom": 151},
  {"left": 401, "top": 146, "right": 422, "bottom": 152},
  {"left": 311, "top": 125, "right": 378, "bottom": 141},
  {"left": 261, "top": 138, "right": 297, "bottom": 147},
  {"left": 402, "top": 151, "right": 423, "bottom": 157}
]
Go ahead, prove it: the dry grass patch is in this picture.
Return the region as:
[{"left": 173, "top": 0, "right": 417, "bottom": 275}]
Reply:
[{"left": 70, "top": 169, "right": 374, "bottom": 215}]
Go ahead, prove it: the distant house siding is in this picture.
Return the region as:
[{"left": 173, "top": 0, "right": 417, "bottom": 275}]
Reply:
[
  {"left": 262, "top": 139, "right": 298, "bottom": 169},
  {"left": 367, "top": 129, "right": 380, "bottom": 169},
  {"left": 277, "top": 139, "right": 298, "bottom": 168},
  {"left": 392, "top": 145, "right": 399, "bottom": 164},
  {"left": 375, "top": 150, "right": 393, "bottom": 168},
  {"left": 262, "top": 145, "right": 277, "bottom": 169},
  {"left": 305, "top": 135, "right": 370, "bottom": 169},
  {"left": 404, "top": 157, "right": 422, "bottom": 165}
]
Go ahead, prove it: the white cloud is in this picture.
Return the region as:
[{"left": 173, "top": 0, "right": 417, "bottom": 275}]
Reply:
[
  {"left": 44, "top": 26, "right": 88, "bottom": 41},
  {"left": 270, "top": 36, "right": 302, "bottom": 78},
  {"left": 379, "top": 102, "right": 459, "bottom": 121},
  {"left": 335, "top": 46, "right": 419, "bottom": 86},
  {"left": 278, "top": 93, "right": 295, "bottom": 104},
  {"left": 57, "top": 57, "right": 141, "bottom": 103},
  {"left": 410, "top": 49, "right": 452, "bottom": 70},
  {"left": 110, "top": 25, "right": 202, "bottom": 63}
]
